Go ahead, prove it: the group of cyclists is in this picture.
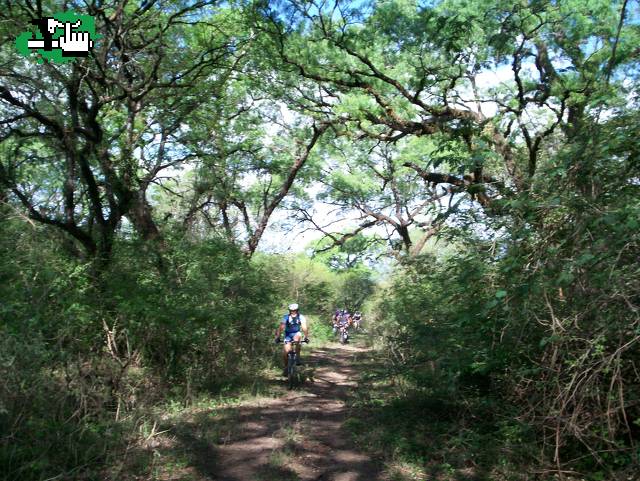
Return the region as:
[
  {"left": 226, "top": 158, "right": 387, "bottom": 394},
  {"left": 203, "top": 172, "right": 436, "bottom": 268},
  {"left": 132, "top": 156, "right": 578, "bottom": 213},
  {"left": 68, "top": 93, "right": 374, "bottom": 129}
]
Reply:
[
  {"left": 331, "top": 308, "right": 362, "bottom": 343},
  {"left": 274, "top": 303, "right": 363, "bottom": 377}
]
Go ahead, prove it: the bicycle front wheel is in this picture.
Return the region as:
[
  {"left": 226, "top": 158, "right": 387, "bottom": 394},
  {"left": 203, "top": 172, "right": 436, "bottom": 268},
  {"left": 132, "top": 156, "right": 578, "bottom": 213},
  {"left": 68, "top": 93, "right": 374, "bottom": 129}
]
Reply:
[{"left": 287, "top": 354, "right": 296, "bottom": 389}]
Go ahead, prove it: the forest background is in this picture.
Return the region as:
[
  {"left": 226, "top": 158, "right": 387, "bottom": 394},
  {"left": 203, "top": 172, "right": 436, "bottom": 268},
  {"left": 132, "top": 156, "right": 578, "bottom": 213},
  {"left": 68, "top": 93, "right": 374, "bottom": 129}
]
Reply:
[{"left": 1, "top": 0, "right": 639, "bottom": 480}]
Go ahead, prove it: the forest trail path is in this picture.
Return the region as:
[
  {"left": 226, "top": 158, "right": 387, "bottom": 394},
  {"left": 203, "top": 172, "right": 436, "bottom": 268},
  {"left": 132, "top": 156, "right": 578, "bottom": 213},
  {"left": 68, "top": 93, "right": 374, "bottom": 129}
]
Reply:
[{"left": 181, "top": 342, "right": 385, "bottom": 481}]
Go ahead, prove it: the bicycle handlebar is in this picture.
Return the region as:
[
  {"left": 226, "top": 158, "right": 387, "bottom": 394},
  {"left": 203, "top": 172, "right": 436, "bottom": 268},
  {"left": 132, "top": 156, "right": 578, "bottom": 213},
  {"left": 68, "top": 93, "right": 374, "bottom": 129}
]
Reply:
[{"left": 275, "top": 337, "right": 309, "bottom": 344}]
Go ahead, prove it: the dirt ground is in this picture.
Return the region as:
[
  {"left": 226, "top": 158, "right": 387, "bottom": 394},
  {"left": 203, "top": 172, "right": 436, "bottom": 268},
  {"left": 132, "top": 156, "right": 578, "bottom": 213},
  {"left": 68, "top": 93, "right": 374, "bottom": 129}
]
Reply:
[{"left": 207, "top": 343, "right": 384, "bottom": 481}]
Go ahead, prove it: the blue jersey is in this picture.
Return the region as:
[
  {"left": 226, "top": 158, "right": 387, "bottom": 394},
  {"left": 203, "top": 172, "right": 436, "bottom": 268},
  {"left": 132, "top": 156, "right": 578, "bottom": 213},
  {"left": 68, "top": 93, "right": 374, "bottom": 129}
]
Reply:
[{"left": 282, "top": 313, "right": 306, "bottom": 334}]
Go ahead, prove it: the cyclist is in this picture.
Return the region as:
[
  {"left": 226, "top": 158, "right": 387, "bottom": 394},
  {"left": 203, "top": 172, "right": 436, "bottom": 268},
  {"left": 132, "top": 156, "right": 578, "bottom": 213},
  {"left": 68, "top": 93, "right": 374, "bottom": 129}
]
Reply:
[
  {"left": 336, "top": 308, "right": 351, "bottom": 342},
  {"left": 275, "top": 303, "right": 309, "bottom": 377},
  {"left": 331, "top": 308, "right": 342, "bottom": 335},
  {"left": 352, "top": 311, "right": 362, "bottom": 329}
]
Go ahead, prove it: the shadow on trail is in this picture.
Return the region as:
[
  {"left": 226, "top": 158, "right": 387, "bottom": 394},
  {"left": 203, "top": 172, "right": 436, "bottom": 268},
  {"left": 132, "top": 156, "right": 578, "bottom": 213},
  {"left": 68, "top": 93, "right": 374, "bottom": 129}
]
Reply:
[
  {"left": 157, "top": 342, "right": 385, "bottom": 481},
  {"left": 138, "top": 340, "right": 499, "bottom": 481}
]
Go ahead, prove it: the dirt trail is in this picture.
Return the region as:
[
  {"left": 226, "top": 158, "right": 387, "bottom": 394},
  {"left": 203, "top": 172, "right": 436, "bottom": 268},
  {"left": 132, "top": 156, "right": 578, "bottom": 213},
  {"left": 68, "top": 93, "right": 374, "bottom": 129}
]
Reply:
[{"left": 210, "top": 343, "right": 384, "bottom": 481}]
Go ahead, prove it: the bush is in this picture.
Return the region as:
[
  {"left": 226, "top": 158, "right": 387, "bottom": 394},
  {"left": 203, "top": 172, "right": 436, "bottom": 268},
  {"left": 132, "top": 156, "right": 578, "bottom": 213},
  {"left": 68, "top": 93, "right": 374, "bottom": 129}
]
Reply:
[{"left": 0, "top": 228, "right": 282, "bottom": 480}]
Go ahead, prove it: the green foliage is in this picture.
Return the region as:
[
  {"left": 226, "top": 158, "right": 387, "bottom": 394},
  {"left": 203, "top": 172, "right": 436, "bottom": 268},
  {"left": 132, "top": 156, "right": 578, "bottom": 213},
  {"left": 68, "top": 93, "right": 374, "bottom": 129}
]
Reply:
[
  {"left": 2, "top": 0, "right": 639, "bottom": 479},
  {"left": 334, "top": 267, "right": 376, "bottom": 312},
  {"left": 0, "top": 220, "right": 281, "bottom": 480},
  {"left": 254, "top": 253, "right": 339, "bottom": 315},
  {"left": 366, "top": 130, "right": 640, "bottom": 477},
  {"left": 308, "top": 315, "right": 335, "bottom": 346},
  {"left": 313, "top": 234, "right": 386, "bottom": 270}
]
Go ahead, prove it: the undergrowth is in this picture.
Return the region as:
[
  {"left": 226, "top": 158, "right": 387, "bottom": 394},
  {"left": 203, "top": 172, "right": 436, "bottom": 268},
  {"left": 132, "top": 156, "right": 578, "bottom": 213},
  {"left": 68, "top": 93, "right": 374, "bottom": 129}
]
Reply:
[{"left": 345, "top": 350, "right": 539, "bottom": 481}]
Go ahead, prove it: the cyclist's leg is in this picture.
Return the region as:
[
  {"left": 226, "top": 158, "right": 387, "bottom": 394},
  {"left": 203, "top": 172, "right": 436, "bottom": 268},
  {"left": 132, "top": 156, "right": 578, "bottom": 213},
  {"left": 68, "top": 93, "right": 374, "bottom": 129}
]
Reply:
[
  {"left": 292, "top": 332, "right": 303, "bottom": 363},
  {"left": 283, "top": 334, "right": 294, "bottom": 374}
]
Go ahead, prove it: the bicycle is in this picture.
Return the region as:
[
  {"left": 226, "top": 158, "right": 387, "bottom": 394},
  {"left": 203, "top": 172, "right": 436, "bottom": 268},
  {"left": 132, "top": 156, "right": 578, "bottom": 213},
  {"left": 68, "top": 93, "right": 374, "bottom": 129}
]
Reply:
[
  {"left": 338, "top": 325, "right": 349, "bottom": 344},
  {"left": 276, "top": 337, "right": 309, "bottom": 389}
]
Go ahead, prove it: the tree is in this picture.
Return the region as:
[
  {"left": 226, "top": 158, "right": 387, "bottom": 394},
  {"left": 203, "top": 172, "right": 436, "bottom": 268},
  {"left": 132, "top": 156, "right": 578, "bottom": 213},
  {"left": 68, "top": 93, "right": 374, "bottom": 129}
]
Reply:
[
  {"left": 0, "top": 1, "right": 246, "bottom": 266},
  {"left": 252, "top": 0, "right": 638, "bottom": 246}
]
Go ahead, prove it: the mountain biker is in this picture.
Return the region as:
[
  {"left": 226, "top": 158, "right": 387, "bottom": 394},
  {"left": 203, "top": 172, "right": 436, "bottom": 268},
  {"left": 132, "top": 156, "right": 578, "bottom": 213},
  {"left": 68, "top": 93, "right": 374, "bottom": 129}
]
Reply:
[
  {"left": 332, "top": 308, "right": 344, "bottom": 330},
  {"left": 336, "top": 309, "right": 351, "bottom": 342},
  {"left": 353, "top": 311, "right": 362, "bottom": 329},
  {"left": 275, "top": 303, "right": 309, "bottom": 377},
  {"left": 332, "top": 308, "right": 342, "bottom": 334}
]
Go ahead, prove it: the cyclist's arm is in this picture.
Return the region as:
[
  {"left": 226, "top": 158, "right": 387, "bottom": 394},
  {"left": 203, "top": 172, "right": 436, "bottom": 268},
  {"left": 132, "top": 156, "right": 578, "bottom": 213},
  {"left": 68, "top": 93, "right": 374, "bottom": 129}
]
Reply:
[
  {"left": 275, "top": 320, "right": 285, "bottom": 338},
  {"left": 301, "top": 316, "right": 309, "bottom": 339}
]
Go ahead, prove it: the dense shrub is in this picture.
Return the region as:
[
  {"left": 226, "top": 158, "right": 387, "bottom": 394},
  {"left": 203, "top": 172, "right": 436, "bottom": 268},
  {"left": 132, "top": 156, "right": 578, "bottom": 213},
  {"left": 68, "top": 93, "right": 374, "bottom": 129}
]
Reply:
[
  {"left": 367, "top": 139, "right": 640, "bottom": 477},
  {"left": 0, "top": 224, "right": 282, "bottom": 480}
]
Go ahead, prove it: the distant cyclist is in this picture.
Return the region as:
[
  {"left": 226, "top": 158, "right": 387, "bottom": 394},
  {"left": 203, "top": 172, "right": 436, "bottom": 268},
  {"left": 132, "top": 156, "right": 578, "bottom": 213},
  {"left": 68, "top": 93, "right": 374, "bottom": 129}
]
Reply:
[
  {"left": 332, "top": 308, "right": 342, "bottom": 334},
  {"left": 336, "top": 308, "right": 351, "bottom": 341},
  {"left": 352, "top": 311, "right": 362, "bottom": 329},
  {"left": 275, "top": 303, "right": 309, "bottom": 377}
]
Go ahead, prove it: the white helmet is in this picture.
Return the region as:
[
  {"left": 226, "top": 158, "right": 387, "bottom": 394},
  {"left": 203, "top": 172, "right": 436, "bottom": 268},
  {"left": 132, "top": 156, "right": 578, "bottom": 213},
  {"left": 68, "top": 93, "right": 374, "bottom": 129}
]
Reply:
[{"left": 288, "top": 303, "right": 299, "bottom": 311}]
